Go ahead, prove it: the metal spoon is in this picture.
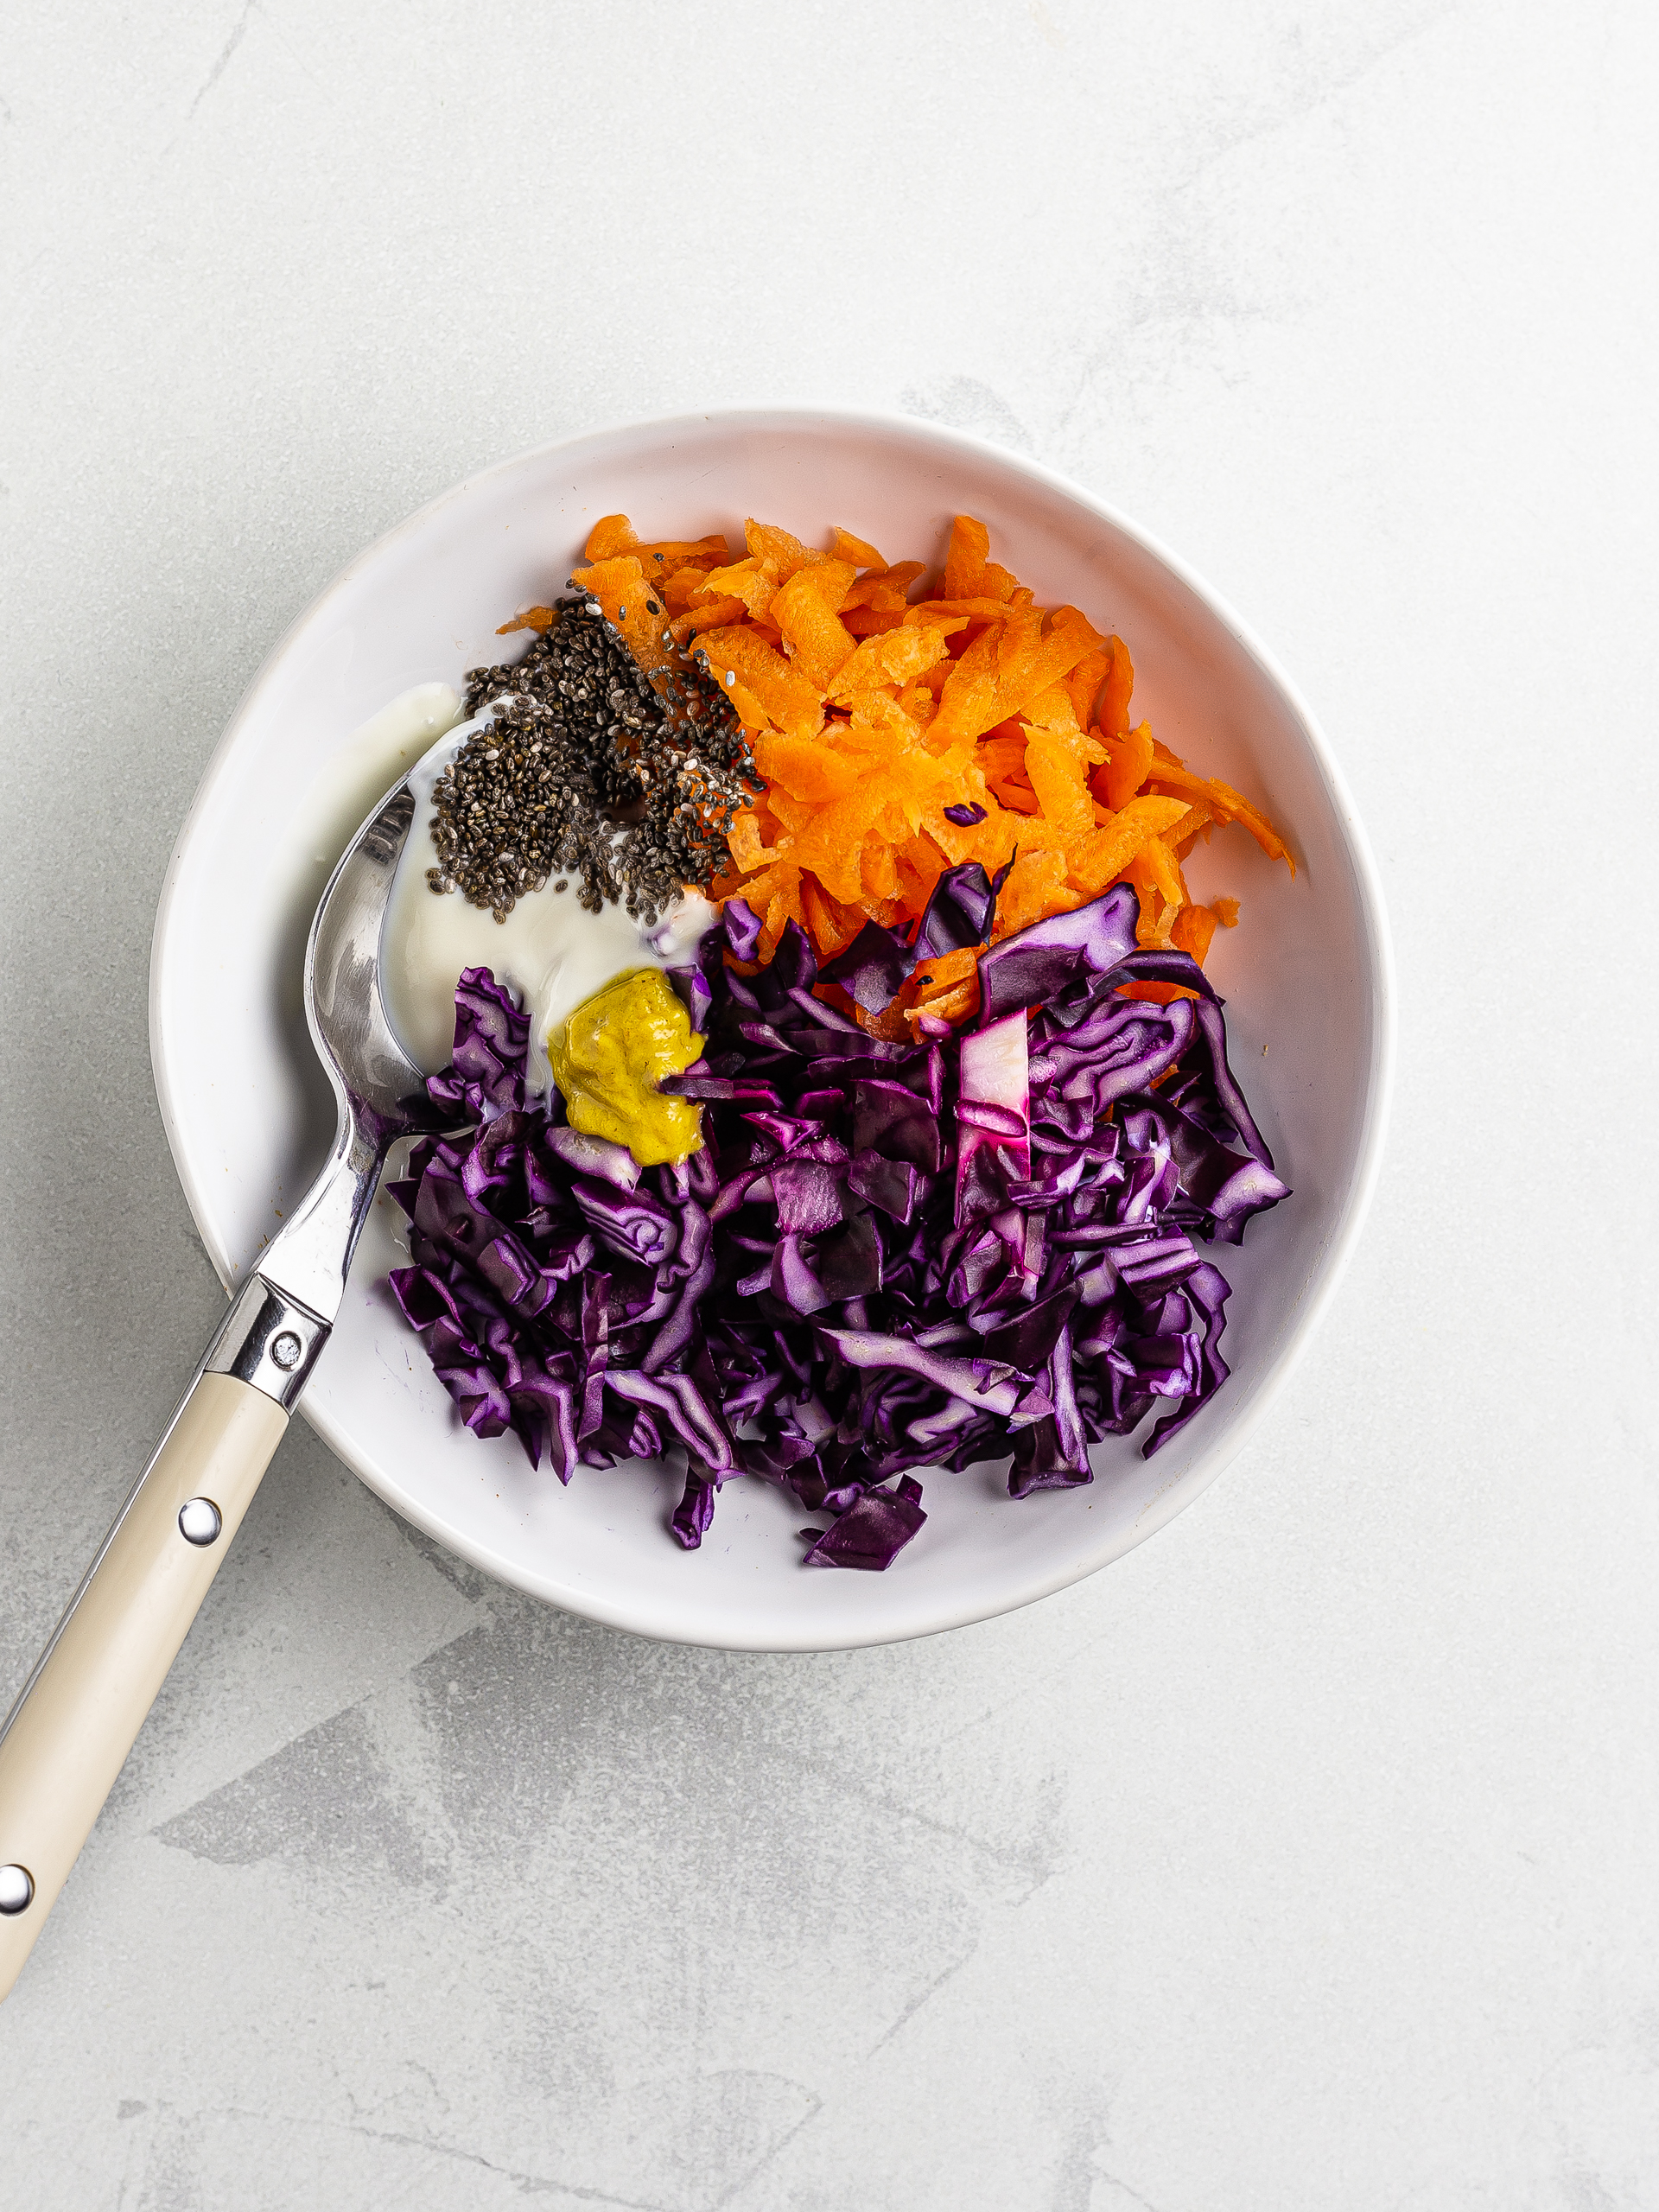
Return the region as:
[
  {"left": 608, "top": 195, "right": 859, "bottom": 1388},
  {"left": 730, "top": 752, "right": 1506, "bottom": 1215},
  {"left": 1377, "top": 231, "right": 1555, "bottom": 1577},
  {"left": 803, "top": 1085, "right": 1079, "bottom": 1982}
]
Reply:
[{"left": 0, "top": 779, "right": 434, "bottom": 1999}]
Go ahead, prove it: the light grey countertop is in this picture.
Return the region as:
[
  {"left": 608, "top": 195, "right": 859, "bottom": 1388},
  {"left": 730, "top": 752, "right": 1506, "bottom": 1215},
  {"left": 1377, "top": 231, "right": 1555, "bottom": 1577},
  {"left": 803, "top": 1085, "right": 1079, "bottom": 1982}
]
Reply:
[{"left": 3, "top": 3, "right": 1656, "bottom": 2206}]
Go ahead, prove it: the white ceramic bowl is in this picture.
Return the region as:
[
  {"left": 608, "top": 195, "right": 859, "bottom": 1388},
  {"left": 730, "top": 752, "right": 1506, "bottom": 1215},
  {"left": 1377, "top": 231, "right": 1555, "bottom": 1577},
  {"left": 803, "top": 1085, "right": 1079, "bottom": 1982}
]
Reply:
[{"left": 150, "top": 409, "right": 1393, "bottom": 1651}]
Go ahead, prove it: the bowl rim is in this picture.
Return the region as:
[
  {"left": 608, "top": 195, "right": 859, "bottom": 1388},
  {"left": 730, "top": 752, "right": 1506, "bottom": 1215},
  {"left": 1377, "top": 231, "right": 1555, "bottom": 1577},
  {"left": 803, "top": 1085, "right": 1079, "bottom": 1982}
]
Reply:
[{"left": 149, "top": 403, "right": 1395, "bottom": 1649}]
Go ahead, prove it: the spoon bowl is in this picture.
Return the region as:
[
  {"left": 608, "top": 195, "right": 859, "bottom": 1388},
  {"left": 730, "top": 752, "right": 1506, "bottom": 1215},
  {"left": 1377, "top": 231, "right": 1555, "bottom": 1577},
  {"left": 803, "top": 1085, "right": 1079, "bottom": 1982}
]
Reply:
[
  {"left": 254, "top": 779, "right": 436, "bottom": 1323},
  {"left": 308, "top": 783, "right": 430, "bottom": 1127}
]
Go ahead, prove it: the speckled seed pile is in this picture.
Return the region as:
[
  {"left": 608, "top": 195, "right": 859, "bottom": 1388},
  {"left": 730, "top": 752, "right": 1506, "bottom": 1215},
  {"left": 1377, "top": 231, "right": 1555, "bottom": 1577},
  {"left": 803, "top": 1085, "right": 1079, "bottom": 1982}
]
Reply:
[{"left": 427, "top": 596, "right": 758, "bottom": 922}]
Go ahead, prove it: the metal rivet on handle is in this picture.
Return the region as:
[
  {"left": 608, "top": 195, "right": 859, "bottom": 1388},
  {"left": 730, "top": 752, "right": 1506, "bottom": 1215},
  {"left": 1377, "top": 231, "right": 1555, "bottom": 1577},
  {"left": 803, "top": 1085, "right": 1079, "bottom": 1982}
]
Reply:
[
  {"left": 178, "top": 1497, "right": 223, "bottom": 1547},
  {"left": 0, "top": 1865, "right": 34, "bottom": 1915},
  {"left": 270, "top": 1331, "right": 302, "bottom": 1370}
]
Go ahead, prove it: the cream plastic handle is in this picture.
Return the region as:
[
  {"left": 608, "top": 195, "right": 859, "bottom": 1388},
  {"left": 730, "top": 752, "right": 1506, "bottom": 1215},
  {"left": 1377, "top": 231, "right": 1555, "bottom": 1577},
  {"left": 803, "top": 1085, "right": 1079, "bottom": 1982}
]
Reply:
[{"left": 0, "top": 1370, "right": 288, "bottom": 2000}]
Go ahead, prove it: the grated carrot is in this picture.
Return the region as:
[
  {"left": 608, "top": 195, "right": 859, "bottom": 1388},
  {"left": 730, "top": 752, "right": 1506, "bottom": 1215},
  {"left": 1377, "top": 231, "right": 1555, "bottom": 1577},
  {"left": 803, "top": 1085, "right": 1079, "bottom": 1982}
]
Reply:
[{"left": 589, "top": 509, "right": 1293, "bottom": 1000}]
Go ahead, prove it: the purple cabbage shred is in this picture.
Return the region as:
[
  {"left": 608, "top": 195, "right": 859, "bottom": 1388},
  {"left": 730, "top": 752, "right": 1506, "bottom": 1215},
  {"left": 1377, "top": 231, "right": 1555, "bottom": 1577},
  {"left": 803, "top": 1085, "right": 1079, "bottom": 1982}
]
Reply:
[{"left": 388, "top": 888, "right": 1287, "bottom": 1568}]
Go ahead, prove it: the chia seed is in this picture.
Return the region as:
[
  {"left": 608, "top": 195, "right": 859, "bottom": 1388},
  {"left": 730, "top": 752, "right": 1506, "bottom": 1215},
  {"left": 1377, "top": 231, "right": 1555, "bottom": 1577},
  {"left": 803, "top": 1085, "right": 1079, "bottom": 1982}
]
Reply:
[{"left": 430, "top": 595, "right": 760, "bottom": 925}]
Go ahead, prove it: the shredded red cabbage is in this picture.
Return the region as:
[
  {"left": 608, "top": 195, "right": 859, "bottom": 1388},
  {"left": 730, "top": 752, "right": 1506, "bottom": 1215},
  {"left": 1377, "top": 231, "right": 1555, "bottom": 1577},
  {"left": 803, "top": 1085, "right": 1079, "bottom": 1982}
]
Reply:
[{"left": 388, "top": 890, "right": 1287, "bottom": 1569}]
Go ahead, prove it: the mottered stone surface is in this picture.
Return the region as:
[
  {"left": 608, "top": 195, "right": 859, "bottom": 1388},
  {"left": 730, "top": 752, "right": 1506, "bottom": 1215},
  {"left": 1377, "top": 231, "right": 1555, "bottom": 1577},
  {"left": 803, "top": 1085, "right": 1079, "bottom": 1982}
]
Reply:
[{"left": 2, "top": 3, "right": 1656, "bottom": 2206}]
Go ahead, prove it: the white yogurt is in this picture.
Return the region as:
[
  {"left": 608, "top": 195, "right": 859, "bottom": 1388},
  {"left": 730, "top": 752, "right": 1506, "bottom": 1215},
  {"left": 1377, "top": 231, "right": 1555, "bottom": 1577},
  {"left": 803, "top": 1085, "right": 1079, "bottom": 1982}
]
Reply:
[
  {"left": 279, "top": 683, "right": 467, "bottom": 1033},
  {"left": 301, "top": 682, "right": 464, "bottom": 867},
  {"left": 378, "top": 714, "right": 717, "bottom": 1091}
]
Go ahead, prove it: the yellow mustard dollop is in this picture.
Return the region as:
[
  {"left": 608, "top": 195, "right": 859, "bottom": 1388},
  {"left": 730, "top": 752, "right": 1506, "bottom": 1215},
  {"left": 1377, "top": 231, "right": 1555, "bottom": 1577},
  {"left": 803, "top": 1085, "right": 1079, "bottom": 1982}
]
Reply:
[{"left": 547, "top": 969, "right": 706, "bottom": 1166}]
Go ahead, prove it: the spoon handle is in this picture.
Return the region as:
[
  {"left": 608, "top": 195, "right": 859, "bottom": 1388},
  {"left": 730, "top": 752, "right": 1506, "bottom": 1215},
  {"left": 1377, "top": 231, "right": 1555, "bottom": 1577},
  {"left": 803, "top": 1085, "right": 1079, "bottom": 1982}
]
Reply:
[{"left": 0, "top": 1280, "right": 327, "bottom": 2001}]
